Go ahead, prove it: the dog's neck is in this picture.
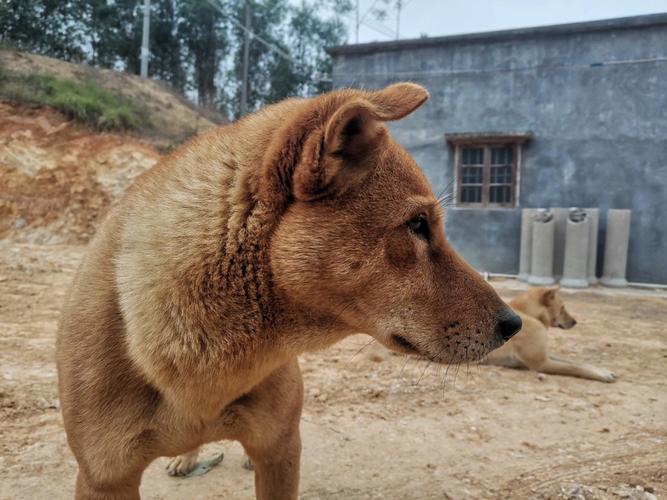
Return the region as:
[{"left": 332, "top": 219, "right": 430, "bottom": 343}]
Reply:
[
  {"left": 511, "top": 297, "right": 552, "bottom": 329},
  {"left": 187, "top": 161, "right": 353, "bottom": 361}
]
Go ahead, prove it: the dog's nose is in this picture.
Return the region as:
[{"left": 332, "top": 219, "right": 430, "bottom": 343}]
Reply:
[{"left": 495, "top": 310, "right": 522, "bottom": 341}]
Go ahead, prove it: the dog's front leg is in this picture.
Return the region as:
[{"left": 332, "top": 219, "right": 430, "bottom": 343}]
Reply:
[
  {"left": 246, "top": 429, "right": 301, "bottom": 500},
  {"left": 209, "top": 358, "right": 303, "bottom": 500}
]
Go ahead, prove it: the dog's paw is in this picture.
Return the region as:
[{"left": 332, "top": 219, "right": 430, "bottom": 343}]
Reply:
[
  {"left": 166, "top": 452, "right": 199, "bottom": 476},
  {"left": 595, "top": 368, "right": 618, "bottom": 383}
]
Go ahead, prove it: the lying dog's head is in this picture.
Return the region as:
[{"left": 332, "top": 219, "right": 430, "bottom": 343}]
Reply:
[
  {"left": 266, "top": 83, "right": 520, "bottom": 363},
  {"left": 541, "top": 287, "right": 577, "bottom": 329}
]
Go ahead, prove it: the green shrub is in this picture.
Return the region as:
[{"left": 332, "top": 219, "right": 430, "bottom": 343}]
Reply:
[{"left": 0, "top": 70, "right": 140, "bottom": 131}]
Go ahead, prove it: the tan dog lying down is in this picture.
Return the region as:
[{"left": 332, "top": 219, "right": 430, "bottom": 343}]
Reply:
[
  {"left": 56, "top": 83, "right": 522, "bottom": 500},
  {"left": 484, "top": 287, "right": 617, "bottom": 383}
]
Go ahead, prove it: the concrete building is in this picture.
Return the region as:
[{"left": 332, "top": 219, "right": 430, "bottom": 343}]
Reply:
[{"left": 328, "top": 14, "right": 667, "bottom": 284}]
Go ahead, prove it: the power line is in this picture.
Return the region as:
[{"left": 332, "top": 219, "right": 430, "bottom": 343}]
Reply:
[
  {"left": 205, "top": 0, "right": 299, "bottom": 65},
  {"left": 343, "top": 12, "right": 394, "bottom": 38},
  {"left": 360, "top": 0, "right": 382, "bottom": 23},
  {"left": 203, "top": 0, "right": 332, "bottom": 92}
]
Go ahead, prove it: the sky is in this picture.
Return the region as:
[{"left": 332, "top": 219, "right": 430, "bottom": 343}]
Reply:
[{"left": 344, "top": 0, "right": 667, "bottom": 44}]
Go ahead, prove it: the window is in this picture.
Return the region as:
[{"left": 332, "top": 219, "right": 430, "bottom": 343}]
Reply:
[{"left": 445, "top": 132, "right": 532, "bottom": 208}]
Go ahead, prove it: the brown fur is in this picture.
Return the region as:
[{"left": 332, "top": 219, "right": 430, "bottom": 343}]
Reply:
[
  {"left": 56, "top": 83, "right": 519, "bottom": 499},
  {"left": 484, "top": 287, "right": 617, "bottom": 382}
]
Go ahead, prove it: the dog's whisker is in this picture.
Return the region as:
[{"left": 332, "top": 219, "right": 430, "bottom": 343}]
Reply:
[
  {"left": 453, "top": 359, "right": 462, "bottom": 387},
  {"left": 397, "top": 354, "right": 412, "bottom": 380},
  {"left": 442, "top": 350, "right": 457, "bottom": 394},
  {"left": 346, "top": 338, "right": 376, "bottom": 365},
  {"left": 416, "top": 359, "right": 432, "bottom": 386}
]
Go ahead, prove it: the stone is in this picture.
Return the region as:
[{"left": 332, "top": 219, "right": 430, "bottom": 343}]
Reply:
[
  {"left": 561, "top": 208, "right": 590, "bottom": 288},
  {"left": 601, "top": 209, "right": 631, "bottom": 287},
  {"left": 528, "top": 210, "right": 556, "bottom": 285}
]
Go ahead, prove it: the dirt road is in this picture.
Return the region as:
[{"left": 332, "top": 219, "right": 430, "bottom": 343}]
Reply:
[{"left": 1, "top": 242, "right": 665, "bottom": 499}]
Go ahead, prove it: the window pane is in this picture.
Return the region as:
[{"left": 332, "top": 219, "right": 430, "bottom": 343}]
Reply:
[
  {"left": 461, "top": 186, "right": 482, "bottom": 203},
  {"left": 491, "top": 147, "right": 512, "bottom": 165},
  {"left": 462, "top": 166, "right": 482, "bottom": 184},
  {"left": 490, "top": 165, "right": 512, "bottom": 184},
  {"left": 462, "top": 147, "right": 483, "bottom": 165},
  {"left": 490, "top": 185, "right": 511, "bottom": 203}
]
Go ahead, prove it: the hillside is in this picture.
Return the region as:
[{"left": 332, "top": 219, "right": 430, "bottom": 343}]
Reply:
[
  {"left": 0, "top": 50, "right": 229, "bottom": 244},
  {"left": 0, "top": 49, "right": 225, "bottom": 148},
  {"left": 0, "top": 101, "right": 159, "bottom": 243}
]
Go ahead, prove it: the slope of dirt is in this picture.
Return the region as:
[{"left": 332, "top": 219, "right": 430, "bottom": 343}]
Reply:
[
  {"left": 0, "top": 242, "right": 665, "bottom": 499},
  {"left": 0, "top": 49, "right": 225, "bottom": 147},
  {"left": 0, "top": 102, "right": 159, "bottom": 243}
]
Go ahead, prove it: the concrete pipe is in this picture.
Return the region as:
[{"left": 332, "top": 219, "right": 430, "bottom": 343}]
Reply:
[
  {"left": 561, "top": 208, "right": 590, "bottom": 288},
  {"left": 551, "top": 207, "right": 568, "bottom": 280},
  {"left": 518, "top": 209, "right": 537, "bottom": 282},
  {"left": 528, "top": 210, "right": 556, "bottom": 286},
  {"left": 586, "top": 208, "right": 599, "bottom": 284},
  {"left": 601, "top": 209, "right": 631, "bottom": 287}
]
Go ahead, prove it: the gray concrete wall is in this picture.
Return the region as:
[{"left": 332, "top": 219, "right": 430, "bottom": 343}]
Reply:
[{"left": 330, "top": 16, "right": 667, "bottom": 283}]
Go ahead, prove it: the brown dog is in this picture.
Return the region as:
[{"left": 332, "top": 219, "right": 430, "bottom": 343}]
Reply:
[
  {"left": 484, "top": 287, "right": 617, "bottom": 382},
  {"left": 56, "top": 83, "right": 521, "bottom": 500}
]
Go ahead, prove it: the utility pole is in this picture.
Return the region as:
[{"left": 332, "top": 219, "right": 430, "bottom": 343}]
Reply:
[
  {"left": 140, "top": 0, "right": 150, "bottom": 78},
  {"left": 240, "top": 0, "right": 251, "bottom": 116},
  {"left": 355, "top": 0, "right": 360, "bottom": 43},
  {"left": 395, "top": 0, "right": 401, "bottom": 40}
]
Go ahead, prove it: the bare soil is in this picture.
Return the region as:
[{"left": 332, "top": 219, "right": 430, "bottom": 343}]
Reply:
[
  {"left": 0, "top": 241, "right": 665, "bottom": 500},
  {"left": 0, "top": 102, "right": 159, "bottom": 243}
]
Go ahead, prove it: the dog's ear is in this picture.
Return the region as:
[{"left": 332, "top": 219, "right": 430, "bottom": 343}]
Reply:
[
  {"left": 292, "top": 83, "right": 429, "bottom": 201},
  {"left": 293, "top": 99, "right": 383, "bottom": 201},
  {"left": 367, "top": 82, "right": 430, "bottom": 121},
  {"left": 541, "top": 287, "right": 559, "bottom": 305}
]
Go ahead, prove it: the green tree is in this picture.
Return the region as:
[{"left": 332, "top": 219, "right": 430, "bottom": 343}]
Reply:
[
  {"left": 223, "top": 0, "right": 350, "bottom": 118},
  {"left": 150, "top": 0, "right": 187, "bottom": 91},
  {"left": 287, "top": 0, "right": 350, "bottom": 96},
  {"left": 180, "top": 0, "right": 228, "bottom": 108},
  {"left": 0, "top": 0, "right": 352, "bottom": 118},
  {"left": 0, "top": 0, "right": 86, "bottom": 61}
]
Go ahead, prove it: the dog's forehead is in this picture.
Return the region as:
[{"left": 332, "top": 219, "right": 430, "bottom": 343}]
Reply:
[{"left": 365, "top": 141, "right": 434, "bottom": 204}]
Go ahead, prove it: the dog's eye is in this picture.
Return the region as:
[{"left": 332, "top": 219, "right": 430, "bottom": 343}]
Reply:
[{"left": 407, "top": 213, "right": 430, "bottom": 241}]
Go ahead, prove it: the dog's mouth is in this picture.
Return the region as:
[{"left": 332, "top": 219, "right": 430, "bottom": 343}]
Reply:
[{"left": 390, "top": 334, "right": 421, "bottom": 356}]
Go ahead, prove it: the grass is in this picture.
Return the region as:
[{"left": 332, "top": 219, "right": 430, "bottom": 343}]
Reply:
[{"left": 0, "top": 66, "right": 140, "bottom": 131}]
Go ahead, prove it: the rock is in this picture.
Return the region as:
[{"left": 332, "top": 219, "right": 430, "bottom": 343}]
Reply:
[
  {"left": 609, "top": 484, "right": 657, "bottom": 500},
  {"left": 558, "top": 482, "right": 595, "bottom": 500}
]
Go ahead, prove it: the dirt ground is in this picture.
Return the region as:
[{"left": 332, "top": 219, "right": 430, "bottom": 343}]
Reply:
[{"left": 0, "top": 241, "right": 665, "bottom": 500}]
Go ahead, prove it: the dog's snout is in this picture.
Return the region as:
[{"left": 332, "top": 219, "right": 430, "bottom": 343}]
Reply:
[{"left": 495, "top": 310, "right": 522, "bottom": 341}]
